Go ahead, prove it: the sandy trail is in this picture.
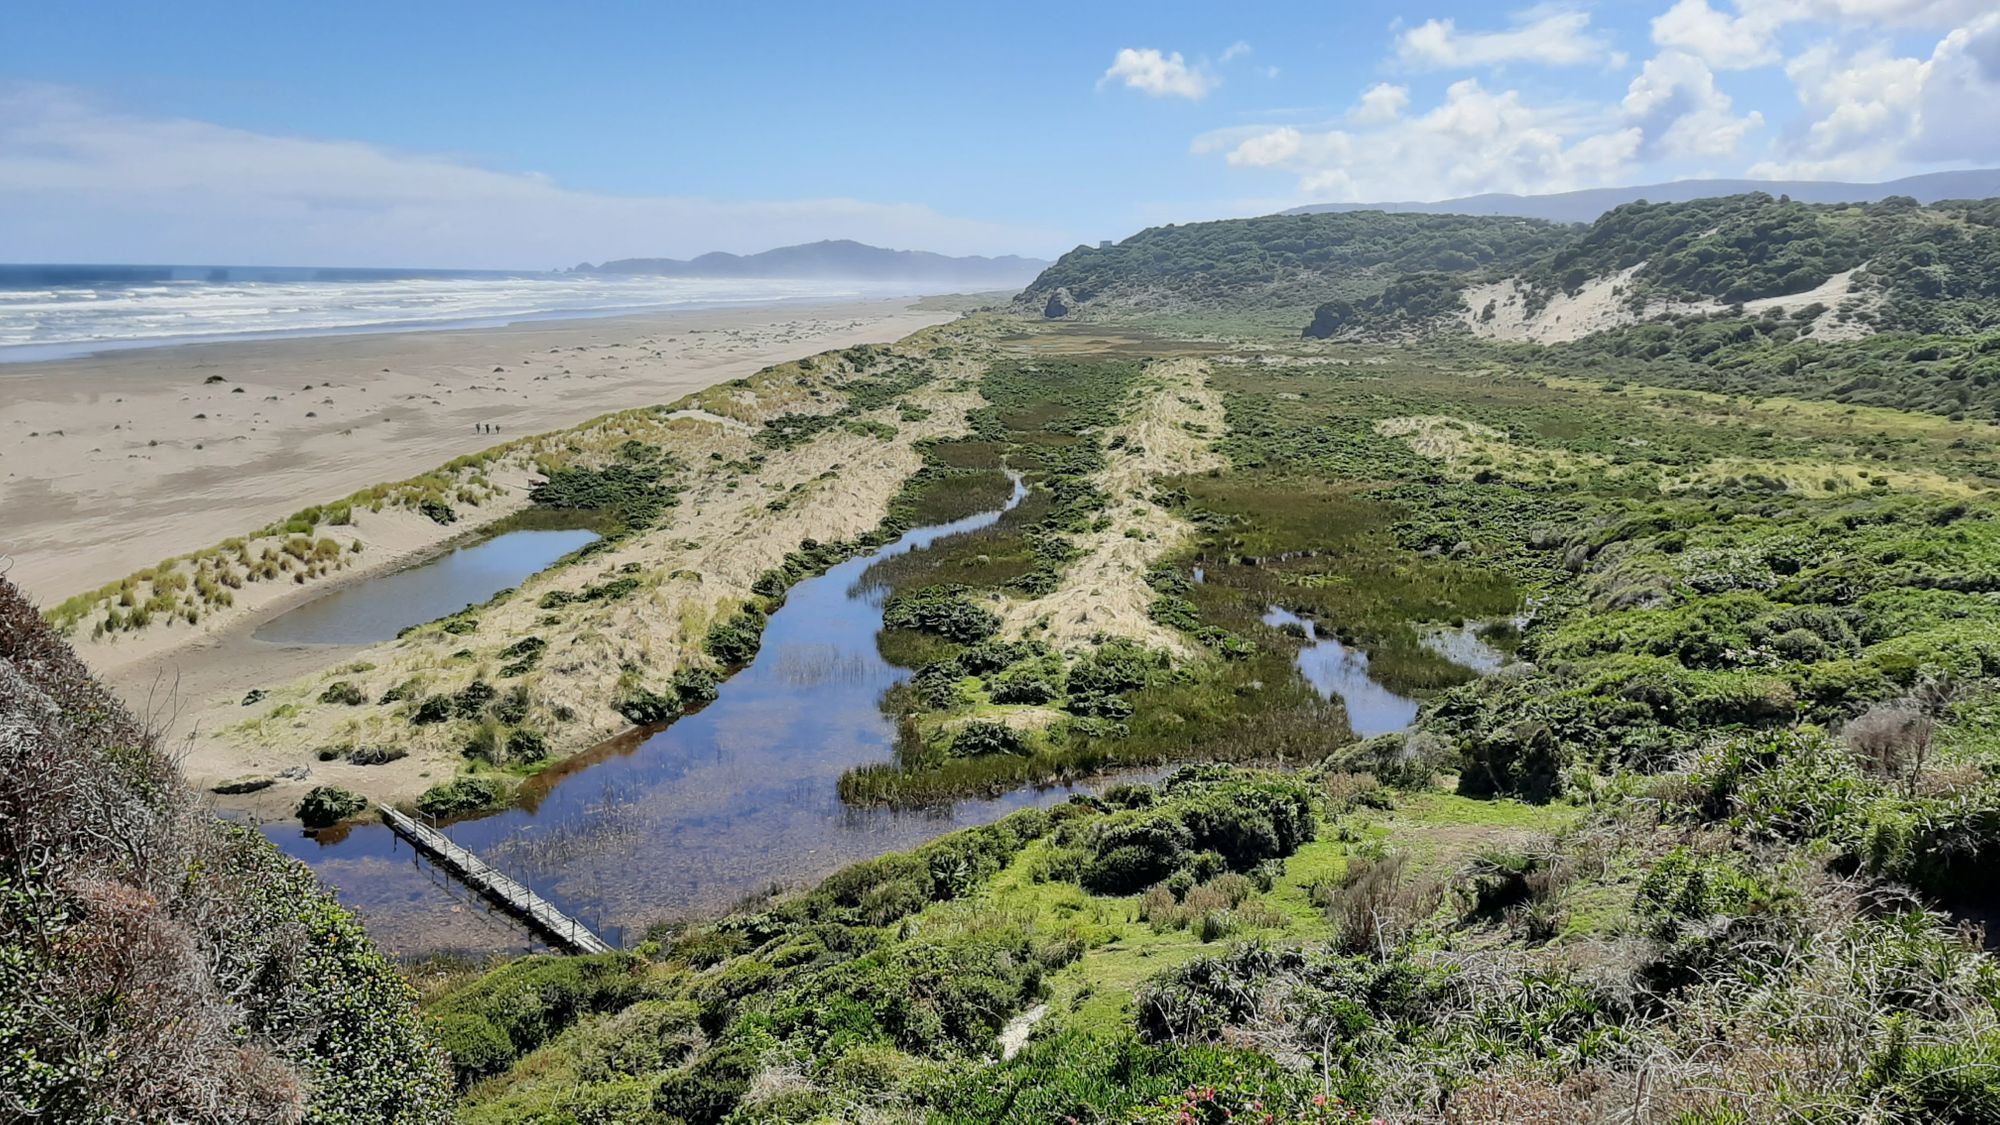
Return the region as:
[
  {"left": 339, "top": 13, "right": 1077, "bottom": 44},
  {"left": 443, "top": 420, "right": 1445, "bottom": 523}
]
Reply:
[
  {"left": 0, "top": 297, "right": 953, "bottom": 607},
  {"left": 1000, "top": 357, "right": 1223, "bottom": 654}
]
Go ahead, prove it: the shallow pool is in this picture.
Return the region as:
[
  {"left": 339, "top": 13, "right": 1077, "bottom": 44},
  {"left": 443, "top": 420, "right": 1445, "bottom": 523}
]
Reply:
[
  {"left": 1262, "top": 605, "right": 1422, "bottom": 739},
  {"left": 254, "top": 528, "right": 599, "bottom": 646}
]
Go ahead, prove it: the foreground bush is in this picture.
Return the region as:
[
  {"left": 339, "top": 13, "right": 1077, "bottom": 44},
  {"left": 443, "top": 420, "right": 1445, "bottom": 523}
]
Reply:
[{"left": 0, "top": 575, "right": 449, "bottom": 1121}]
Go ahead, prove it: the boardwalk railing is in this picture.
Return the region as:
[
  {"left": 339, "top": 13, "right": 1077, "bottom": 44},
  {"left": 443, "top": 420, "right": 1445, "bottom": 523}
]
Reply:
[{"left": 378, "top": 804, "right": 614, "bottom": 955}]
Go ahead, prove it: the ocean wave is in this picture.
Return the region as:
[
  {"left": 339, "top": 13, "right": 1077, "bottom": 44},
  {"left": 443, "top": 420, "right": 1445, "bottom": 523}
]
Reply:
[{"left": 0, "top": 274, "right": 886, "bottom": 355}]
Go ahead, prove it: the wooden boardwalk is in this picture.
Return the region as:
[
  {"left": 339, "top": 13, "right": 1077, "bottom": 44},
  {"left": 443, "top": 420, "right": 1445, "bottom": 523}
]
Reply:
[{"left": 378, "top": 805, "right": 615, "bottom": 955}]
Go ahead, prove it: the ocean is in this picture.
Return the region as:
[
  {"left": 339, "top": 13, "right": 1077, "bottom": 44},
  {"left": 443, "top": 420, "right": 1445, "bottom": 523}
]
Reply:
[{"left": 0, "top": 264, "right": 886, "bottom": 362}]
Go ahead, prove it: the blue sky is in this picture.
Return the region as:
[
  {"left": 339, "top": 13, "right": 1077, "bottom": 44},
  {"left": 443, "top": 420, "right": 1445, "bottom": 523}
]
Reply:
[{"left": 2, "top": 1, "right": 1996, "bottom": 267}]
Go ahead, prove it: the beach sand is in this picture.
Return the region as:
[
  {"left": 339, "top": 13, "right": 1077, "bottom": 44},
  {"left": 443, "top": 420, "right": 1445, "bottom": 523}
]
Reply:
[{"left": 0, "top": 297, "right": 956, "bottom": 610}]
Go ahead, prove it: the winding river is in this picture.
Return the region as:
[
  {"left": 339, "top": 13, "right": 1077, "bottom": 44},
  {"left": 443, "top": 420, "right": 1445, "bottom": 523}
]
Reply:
[{"left": 268, "top": 476, "right": 1142, "bottom": 955}]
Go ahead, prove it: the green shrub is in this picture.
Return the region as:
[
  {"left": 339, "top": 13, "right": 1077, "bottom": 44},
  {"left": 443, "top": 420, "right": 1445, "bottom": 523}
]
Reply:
[
  {"left": 616, "top": 686, "right": 681, "bottom": 725},
  {"left": 506, "top": 728, "right": 547, "bottom": 763},
  {"left": 883, "top": 585, "right": 1000, "bottom": 643},
  {"left": 427, "top": 1012, "right": 512, "bottom": 1083},
  {"left": 317, "top": 680, "right": 367, "bottom": 706},
  {"left": 296, "top": 785, "right": 367, "bottom": 828},
  {"left": 428, "top": 953, "right": 642, "bottom": 1082},
  {"left": 415, "top": 776, "right": 509, "bottom": 818},
  {"left": 704, "top": 606, "right": 767, "bottom": 665},
  {"left": 950, "top": 720, "right": 1027, "bottom": 757}
]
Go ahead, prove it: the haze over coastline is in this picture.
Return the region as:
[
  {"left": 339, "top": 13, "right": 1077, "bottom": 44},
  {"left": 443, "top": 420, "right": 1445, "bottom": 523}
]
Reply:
[{"left": 0, "top": 244, "right": 1043, "bottom": 361}]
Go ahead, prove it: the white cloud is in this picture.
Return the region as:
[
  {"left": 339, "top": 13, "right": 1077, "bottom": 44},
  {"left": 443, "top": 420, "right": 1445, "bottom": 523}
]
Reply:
[
  {"left": 1220, "top": 41, "right": 1253, "bottom": 64},
  {"left": 1753, "top": 12, "right": 2000, "bottom": 177},
  {"left": 1749, "top": 0, "right": 1990, "bottom": 27},
  {"left": 1225, "top": 127, "right": 1305, "bottom": 168},
  {"left": 1651, "top": 0, "right": 1785, "bottom": 69},
  {"left": 1205, "top": 0, "right": 2000, "bottom": 204},
  {"left": 1212, "top": 79, "right": 1640, "bottom": 201},
  {"left": 1352, "top": 83, "right": 1412, "bottom": 125},
  {"left": 1101, "top": 48, "right": 1216, "bottom": 99},
  {"left": 1623, "top": 51, "right": 1765, "bottom": 159},
  {"left": 0, "top": 86, "right": 1061, "bottom": 267},
  {"left": 1653, "top": 0, "right": 1991, "bottom": 71},
  {"left": 1396, "top": 7, "right": 1618, "bottom": 69}
]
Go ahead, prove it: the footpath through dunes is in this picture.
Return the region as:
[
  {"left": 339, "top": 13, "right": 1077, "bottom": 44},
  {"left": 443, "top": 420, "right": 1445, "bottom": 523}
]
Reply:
[
  {"left": 996, "top": 355, "right": 1223, "bottom": 655},
  {"left": 161, "top": 321, "right": 997, "bottom": 816}
]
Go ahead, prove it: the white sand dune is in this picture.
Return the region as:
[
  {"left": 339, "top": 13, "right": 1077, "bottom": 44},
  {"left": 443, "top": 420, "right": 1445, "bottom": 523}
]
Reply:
[{"left": 1462, "top": 265, "right": 1878, "bottom": 345}]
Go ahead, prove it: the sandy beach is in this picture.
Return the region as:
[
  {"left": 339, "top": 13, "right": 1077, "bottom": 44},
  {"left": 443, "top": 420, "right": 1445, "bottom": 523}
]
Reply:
[{"left": 0, "top": 296, "right": 958, "bottom": 611}]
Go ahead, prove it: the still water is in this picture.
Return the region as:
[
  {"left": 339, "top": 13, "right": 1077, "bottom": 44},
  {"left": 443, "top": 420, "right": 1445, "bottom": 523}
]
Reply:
[
  {"left": 254, "top": 529, "right": 599, "bottom": 646},
  {"left": 271, "top": 476, "right": 1142, "bottom": 955},
  {"left": 1262, "top": 605, "right": 1421, "bottom": 739}
]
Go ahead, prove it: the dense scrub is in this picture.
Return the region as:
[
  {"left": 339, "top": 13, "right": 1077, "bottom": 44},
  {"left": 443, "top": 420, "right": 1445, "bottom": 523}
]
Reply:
[
  {"left": 1019, "top": 211, "right": 1573, "bottom": 321},
  {"left": 448, "top": 702, "right": 2000, "bottom": 1121},
  {"left": 1520, "top": 318, "right": 2000, "bottom": 424},
  {"left": 0, "top": 576, "right": 449, "bottom": 1122},
  {"left": 441, "top": 767, "right": 1341, "bottom": 1123},
  {"left": 436, "top": 307, "right": 2000, "bottom": 1120}
]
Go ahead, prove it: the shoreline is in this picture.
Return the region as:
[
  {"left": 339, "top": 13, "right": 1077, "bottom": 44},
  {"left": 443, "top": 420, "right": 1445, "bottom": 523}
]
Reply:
[
  {"left": 0, "top": 295, "right": 961, "bottom": 608},
  {"left": 0, "top": 289, "right": 975, "bottom": 365}
]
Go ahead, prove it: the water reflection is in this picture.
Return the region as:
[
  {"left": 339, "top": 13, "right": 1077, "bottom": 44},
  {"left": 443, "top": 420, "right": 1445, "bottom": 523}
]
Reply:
[
  {"left": 1418, "top": 620, "right": 1513, "bottom": 676},
  {"left": 272, "top": 475, "right": 1140, "bottom": 956},
  {"left": 1262, "top": 605, "right": 1420, "bottom": 739},
  {"left": 254, "top": 528, "right": 599, "bottom": 645}
]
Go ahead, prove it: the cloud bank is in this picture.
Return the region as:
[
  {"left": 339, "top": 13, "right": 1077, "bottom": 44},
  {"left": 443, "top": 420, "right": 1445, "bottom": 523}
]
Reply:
[
  {"left": 0, "top": 86, "right": 1061, "bottom": 269},
  {"left": 1197, "top": 2, "right": 1999, "bottom": 204}
]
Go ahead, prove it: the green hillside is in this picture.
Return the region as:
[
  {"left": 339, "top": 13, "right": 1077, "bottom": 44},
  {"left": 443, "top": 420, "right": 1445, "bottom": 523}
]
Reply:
[
  {"left": 0, "top": 576, "right": 450, "bottom": 1122},
  {"left": 1017, "top": 194, "right": 2000, "bottom": 347},
  {"left": 1516, "top": 193, "right": 2000, "bottom": 329},
  {"left": 1016, "top": 211, "right": 1574, "bottom": 324}
]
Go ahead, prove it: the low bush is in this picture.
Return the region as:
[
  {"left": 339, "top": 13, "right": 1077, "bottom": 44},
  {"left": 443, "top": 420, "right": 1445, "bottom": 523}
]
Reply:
[
  {"left": 296, "top": 785, "right": 367, "bottom": 828},
  {"left": 414, "top": 776, "right": 509, "bottom": 819},
  {"left": 317, "top": 680, "right": 367, "bottom": 706}
]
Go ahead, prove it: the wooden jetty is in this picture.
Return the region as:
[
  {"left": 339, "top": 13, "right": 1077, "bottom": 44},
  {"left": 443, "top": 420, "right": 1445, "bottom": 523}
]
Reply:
[{"left": 378, "top": 804, "right": 615, "bottom": 955}]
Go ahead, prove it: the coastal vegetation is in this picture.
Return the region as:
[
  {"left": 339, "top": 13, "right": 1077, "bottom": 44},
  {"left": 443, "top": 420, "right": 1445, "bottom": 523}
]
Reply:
[
  {"left": 1017, "top": 211, "right": 1574, "bottom": 325},
  {"left": 189, "top": 322, "right": 997, "bottom": 819},
  {"left": 46, "top": 450, "right": 526, "bottom": 639},
  {"left": 431, "top": 199, "right": 2000, "bottom": 1120},
  {"left": 0, "top": 575, "right": 448, "bottom": 1122},
  {"left": 16, "top": 195, "right": 2000, "bottom": 1121}
]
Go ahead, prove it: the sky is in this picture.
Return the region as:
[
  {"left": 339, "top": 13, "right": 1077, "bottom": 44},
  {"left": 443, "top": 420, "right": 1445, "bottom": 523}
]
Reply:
[{"left": 2, "top": 1, "right": 1996, "bottom": 268}]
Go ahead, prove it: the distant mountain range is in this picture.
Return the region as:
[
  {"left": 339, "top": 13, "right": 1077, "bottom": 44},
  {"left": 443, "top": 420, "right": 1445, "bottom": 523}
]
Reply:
[
  {"left": 1281, "top": 169, "right": 2000, "bottom": 224},
  {"left": 573, "top": 239, "right": 1048, "bottom": 288}
]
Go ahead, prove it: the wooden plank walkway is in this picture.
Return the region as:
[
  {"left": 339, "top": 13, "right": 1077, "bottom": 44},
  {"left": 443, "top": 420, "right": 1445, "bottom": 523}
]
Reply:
[{"left": 378, "top": 804, "right": 615, "bottom": 955}]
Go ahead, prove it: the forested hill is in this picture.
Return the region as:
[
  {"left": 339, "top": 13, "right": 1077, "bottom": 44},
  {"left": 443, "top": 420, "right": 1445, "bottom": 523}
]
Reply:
[
  {"left": 1510, "top": 193, "right": 2000, "bottom": 327},
  {"left": 1281, "top": 168, "right": 2000, "bottom": 224},
  {"left": 1013, "top": 211, "right": 1575, "bottom": 322},
  {"left": 1018, "top": 194, "right": 2000, "bottom": 342},
  {"left": 577, "top": 240, "right": 1048, "bottom": 288}
]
